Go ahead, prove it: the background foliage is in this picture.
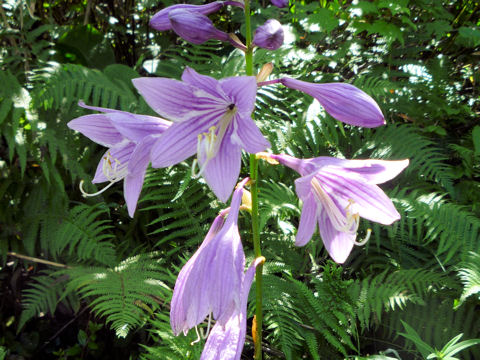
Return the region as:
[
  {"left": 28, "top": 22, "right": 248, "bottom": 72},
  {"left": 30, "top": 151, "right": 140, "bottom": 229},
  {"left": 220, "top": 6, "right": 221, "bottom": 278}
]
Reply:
[{"left": 1, "top": 0, "right": 479, "bottom": 359}]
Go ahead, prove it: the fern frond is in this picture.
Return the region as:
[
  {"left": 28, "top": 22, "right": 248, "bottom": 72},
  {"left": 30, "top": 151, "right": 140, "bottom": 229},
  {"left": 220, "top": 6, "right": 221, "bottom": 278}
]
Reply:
[
  {"left": 457, "top": 251, "right": 480, "bottom": 305},
  {"left": 65, "top": 252, "right": 171, "bottom": 338}
]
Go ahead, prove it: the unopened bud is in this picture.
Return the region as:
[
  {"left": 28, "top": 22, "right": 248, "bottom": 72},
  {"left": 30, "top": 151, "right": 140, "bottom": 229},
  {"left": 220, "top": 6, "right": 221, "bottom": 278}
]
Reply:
[
  {"left": 256, "top": 63, "right": 274, "bottom": 82},
  {"left": 253, "top": 19, "right": 284, "bottom": 50}
]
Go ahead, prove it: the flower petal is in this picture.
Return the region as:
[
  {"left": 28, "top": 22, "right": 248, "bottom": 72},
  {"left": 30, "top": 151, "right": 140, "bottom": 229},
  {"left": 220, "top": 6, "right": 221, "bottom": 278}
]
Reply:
[
  {"left": 317, "top": 206, "right": 355, "bottom": 264},
  {"left": 181, "top": 67, "right": 227, "bottom": 99},
  {"left": 150, "top": 112, "right": 220, "bottom": 168},
  {"left": 170, "top": 215, "right": 226, "bottom": 335},
  {"left": 200, "top": 134, "right": 242, "bottom": 202},
  {"left": 308, "top": 158, "right": 409, "bottom": 184},
  {"left": 253, "top": 19, "right": 284, "bottom": 50},
  {"left": 296, "top": 194, "right": 318, "bottom": 246},
  {"left": 220, "top": 76, "right": 257, "bottom": 115},
  {"left": 132, "top": 77, "right": 225, "bottom": 122},
  {"left": 231, "top": 114, "right": 271, "bottom": 154},
  {"left": 68, "top": 114, "right": 123, "bottom": 147},
  {"left": 169, "top": 9, "right": 229, "bottom": 44},
  {"left": 123, "top": 135, "right": 159, "bottom": 217},
  {"left": 107, "top": 112, "right": 171, "bottom": 143},
  {"left": 149, "top": 2, "right": 224, "bottom": 31},
  {"left": 317, "top": 170, "right": 401, "bottom": 225},
  {"left": 281, "top": 78, "right": 385, "bottom": 128}
]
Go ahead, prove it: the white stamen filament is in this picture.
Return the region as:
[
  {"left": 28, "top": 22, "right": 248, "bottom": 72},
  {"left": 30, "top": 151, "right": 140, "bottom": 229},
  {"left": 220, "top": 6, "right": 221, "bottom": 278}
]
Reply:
[
  {"left": 189, "top": 313, "right": 212, "bottom": 346},
  {"left": 192, "top": 105, "right": 237, "bottom": 178},
  {"left": 79, "top": 152, "right": 128, "bottom": 197},
  {"left": 311, "top": 178, "right": 359, "bottom": 234},
  {"left": 355, "top": 228, "right": 372, "bottom": 246}
]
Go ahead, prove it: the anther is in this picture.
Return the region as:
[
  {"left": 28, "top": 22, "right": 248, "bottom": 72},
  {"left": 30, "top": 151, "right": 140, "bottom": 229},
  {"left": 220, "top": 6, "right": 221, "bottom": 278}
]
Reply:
[{"left": 354, "top": 228, "right": 372, "bottom": 246}]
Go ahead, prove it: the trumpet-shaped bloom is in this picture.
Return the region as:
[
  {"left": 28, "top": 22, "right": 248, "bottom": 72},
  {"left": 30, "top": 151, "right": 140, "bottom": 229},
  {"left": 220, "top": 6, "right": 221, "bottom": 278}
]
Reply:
[
  {"left": 253, "top": 19, "right": 284, "bottom": 50},
  {"left": 150, "top": 2, "right": 224, "bottom": 31},
  {"left": 270, "top": 154, "right": 409, "bottom": 263},
  {"left": 67, "top": 101, "right": 171, "bottom": 217},
  {"left": 150, "top": 1, "right": 243, "bottom": 31},
  {"left": 168, "top": 9, "right": 230, "bottom": 45},
  {"left": 133, "top": 67, "right": 270, "bottom": 202},
  {"left": 200, "top": 256, "right": 264, "bottom": 360},
  {"left": 280, "top": 78, "right": 385, "bottom": 128},
  {"left": 170, "top": 178, "right": 249, "bottom": 335}
]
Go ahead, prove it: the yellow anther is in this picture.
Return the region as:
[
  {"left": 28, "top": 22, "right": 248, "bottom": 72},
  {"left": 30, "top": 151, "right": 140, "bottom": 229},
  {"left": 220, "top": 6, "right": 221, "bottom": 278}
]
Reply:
[
  {"left": 241, "top": 190, "right": 252, "bottom": 212},
  {"left": 256, "top": 152, "right": 279, "bottom": 165}
]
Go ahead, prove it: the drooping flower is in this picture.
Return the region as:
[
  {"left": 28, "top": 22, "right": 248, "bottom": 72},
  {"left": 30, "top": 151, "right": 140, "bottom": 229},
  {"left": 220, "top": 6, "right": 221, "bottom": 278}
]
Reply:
[
  {"left": 253, "top": 19, "right": 284, "bottom": 50},
  {"left": 132, "top": 67, "right": 270, "bottom": 202},
  {"left": 67, "top": 101, "right": 171, "bottom": 217},
  {"left": 271, "top": 0, "right": 289, "bottom": 8},
  {"left": 269, "top": 154, "right": 409, "bottom": 263},
  {"left": 280, "top": 78, "right": 385, "bottom": 127},
  {"left": 150, "top": 1, "right": 244, "bottom": 31},
  {"left": 168, "top": 9, "right": 230, "bottom": 45},
  {"left": 200, "top": 256, "right": 265, "bottom": 360},
  {"left": 150, "top": 2, "right": 225, "bottom": 31},
  {"left": 170, "top": 178, "right": 249, "bottom": 335}
]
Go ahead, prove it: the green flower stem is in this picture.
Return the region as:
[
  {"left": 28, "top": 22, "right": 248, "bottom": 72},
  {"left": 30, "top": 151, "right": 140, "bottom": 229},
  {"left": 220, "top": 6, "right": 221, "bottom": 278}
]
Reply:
[{"left": 244, "top": 2, "right": 263, "bottom": 359}]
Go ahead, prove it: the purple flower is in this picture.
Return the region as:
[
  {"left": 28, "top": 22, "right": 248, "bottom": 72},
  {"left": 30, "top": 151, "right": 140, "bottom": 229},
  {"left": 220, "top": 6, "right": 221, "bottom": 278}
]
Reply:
[
  {"left": 271, "top": 0, "right": 289, "bottom": 8},
  {"left": 200, "top": 256, "right": 264, "bottom": 360},
  {"left": 67, "top": 101, "right": 171, "bottom": 217},
  {"left": 270, "top": 154, "right": 409, "bottom": 263},
  {"left": 280, "top": 78, "right": 385, "bottom": 127},
  {"left": 150, "top": 2, "right": 224, "bottom": 31},
  {"left": 168, "top": 9, "right": 229, "bottom": 45},
  {"left": 170, "top": 178, "right": 249, "bottom": 335},
  {"left": 253, "top": 19, "right": 284, "bottom": 50},
  {"left": 150, "top": 1, "right": 244, "bottom": 31},
  {"left": 132, "top": 67, "right": 270, "bottom": 202}
]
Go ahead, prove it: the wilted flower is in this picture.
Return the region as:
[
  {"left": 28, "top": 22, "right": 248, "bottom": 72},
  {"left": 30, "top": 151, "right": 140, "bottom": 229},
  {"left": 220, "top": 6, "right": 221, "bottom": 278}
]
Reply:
[
  {"left": 133, "top": 67, "right": 270, "bottom": 202},
  {"left": 271, "top": 0, "right": 289, "bottom": 8},
  {"left": 200, "top": 256, "right": 265, "bottom": 360},
  {"left": 269, "top": 154, "right": 409, "bottom": 263},
  {"left": 253, "top": 19, "right": 284, "bottom": 50},
  {"left": 67, "top": 102, "right": 171, "bottom": 217},
  {"left": 280, "top": 78, "right": 385, "bottom": 127},
  {"left": 170, "top": 178, "right": 249, "bottom": 335}
]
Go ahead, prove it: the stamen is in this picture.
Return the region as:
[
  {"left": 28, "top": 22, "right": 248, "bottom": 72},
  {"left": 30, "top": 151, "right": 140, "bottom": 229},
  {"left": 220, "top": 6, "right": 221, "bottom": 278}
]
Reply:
[
  {"left": 311, "top": 178, "right": 359, "bottom": 234},
  {"left": 204, "top": 313, "right": 212, "bottom": 339},
  {"left": 79, "top": 152, "right": 128, "bottom": 197},
  {"left": 193, "top": 107, "right": 237, "bottom": 178},
  {"left": 79, "top": 179, "right": 117, "bottom": 197},
  {"left": 354, "top": 228, "right": 372, "bottom": 246},
  {"left": 190, "top": 326, "right": 201, "bottom": 345}
]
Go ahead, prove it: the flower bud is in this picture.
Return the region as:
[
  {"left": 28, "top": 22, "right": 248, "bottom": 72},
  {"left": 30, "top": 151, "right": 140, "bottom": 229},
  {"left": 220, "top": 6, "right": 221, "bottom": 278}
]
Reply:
[
  {"left": 271, "top": 0, "right": 289, "bottom": 8},
  {"left": 149, "top": 2, "right": 224, "bottom": 31},
  {"left": 253, "top": 19, "right": 284, "bottom": 50},
  {"left": 168, "top": 9, "right": 230, "bottom": 45},
  {"left": 280, "top": 78, "right": 385, "bottom": 127}
]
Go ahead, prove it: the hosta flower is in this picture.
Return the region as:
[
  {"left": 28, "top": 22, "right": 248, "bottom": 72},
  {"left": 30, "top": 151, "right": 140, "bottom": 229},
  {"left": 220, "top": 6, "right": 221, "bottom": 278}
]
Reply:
[
  {"left": 253, "top": 19, "right": 284, "bottom": 50},
  {"left": 133, "top": 67, "right": 270, "bottom": 202},
  {"left": 168, "top": 9, "right": 230, "bottom": 45},
  {"left": 170, "top": 178, "right": 249, "bottom": 335},
  {"left": 280, "top": 78, "right": 385, "bottom": 127},
  {"left": 201, "top": 256, "right": 265, "bottom": 360},
  {"left": 270, "top": 154, "right": 409, "bottom": 263},
  {"left": 271, "top": 0, "right": 289, "bottom": 8},
  {"left": 67, "top": 102, "right": 171, "bottom": 217},
  {"left": 150, "top": 1, "right": 243, "bottom": 31}
]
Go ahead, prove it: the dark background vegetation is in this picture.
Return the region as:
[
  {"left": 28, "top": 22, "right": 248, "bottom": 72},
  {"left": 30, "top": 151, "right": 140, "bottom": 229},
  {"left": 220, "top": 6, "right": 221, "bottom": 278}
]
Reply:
[{"left": 1, "top": 0, "right": 479, "bottom": 359}]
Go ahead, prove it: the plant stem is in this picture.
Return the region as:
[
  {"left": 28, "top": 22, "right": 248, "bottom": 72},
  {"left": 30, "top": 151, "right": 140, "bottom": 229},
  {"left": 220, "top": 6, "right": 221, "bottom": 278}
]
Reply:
[{"left": 244, "top": 2, "right": 263, "bottom": 359}]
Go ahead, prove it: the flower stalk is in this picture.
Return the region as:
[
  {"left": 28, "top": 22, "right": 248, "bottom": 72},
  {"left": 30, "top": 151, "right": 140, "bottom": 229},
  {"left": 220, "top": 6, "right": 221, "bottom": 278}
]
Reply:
[{"left": 244, "top": 1, "right": 263, "bottom": 359}]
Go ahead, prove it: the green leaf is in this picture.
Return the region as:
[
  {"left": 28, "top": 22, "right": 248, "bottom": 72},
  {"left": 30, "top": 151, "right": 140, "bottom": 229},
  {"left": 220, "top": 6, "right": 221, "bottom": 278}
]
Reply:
[
  {"left": 307, "top": 9, "right": 339, "bottom": 33},
  {"left": 399, "top": 321, "right": 435, "bottom": 358}
]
